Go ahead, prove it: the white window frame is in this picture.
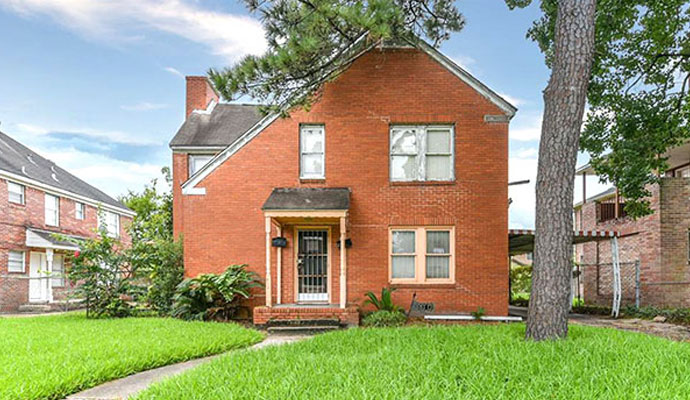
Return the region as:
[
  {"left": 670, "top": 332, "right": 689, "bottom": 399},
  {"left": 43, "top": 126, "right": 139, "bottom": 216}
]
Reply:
[
  {"left": 8, "top": 250, "right": 25, "bottom": 273},
  {"left": 299, "top": 125, "right": 326, "bottom": 180},
  {"left": 188, "top": 154, "right": 215, "bottom": 177},
  {"left": 75, "top": 202, "right": 85, "bottom": 220},
  {"left": 45, "top": 193, "right": 59, "bottom": 226},
  {"left": 8, "top": 181, "right": 25, "bottom": 205},
  {"left": 389, "top": 226, "right": 455, "bottom": 284},
  {"left": 51, "top": 254, "right": 65, "bottom": 287},
  {"left": 99, "top": 211, "right": 120, "bottom": 238},
  {"left": 389, "top": 125, "right": 455, "bottom": 182}
]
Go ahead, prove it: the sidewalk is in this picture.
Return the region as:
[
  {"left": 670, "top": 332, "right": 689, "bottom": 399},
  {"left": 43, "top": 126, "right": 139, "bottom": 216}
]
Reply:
[{"left": 66, "top": 334, "right": 309, "bottom": 400}]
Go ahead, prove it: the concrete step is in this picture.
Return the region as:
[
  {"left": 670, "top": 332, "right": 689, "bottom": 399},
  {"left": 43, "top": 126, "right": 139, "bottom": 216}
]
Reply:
[
  {"left": 266, "top": 318, "right": 341, "bottom": 328},
  {"left": 17, "top": 304, "right": 52, "bottom": 313},
  {"left": 267, "top": 325, "right": 340, "bottom": 334}
]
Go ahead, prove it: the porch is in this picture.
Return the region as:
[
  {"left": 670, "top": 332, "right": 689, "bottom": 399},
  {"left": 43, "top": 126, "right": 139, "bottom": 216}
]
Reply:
[{"left": 256, "top": 188, "right": 357, "bottom": 326}]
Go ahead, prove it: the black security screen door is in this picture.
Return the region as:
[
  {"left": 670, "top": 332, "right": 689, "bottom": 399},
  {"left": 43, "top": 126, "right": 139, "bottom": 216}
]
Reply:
[{"left": 297, "top": 230, "right": 328, "bottom": 302}]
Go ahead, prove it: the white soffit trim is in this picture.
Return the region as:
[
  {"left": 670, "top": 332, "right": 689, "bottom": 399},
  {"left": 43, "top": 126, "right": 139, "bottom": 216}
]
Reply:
[
  {"left": 0, "top": 169, "right": 135, "bottom": 217},
  {"left": 416, "top": 41, "right": 517, "bottom": 118},
  {"left": 25, "top": 228, "right": 80, "bottom": 251}
]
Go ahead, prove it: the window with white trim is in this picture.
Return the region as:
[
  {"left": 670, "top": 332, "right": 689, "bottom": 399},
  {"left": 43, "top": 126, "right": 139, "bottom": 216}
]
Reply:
[
  {"left": 188, "top": 154, "right": 214, "bottom": 176},
  {"left": 300, "top": 125, "right": 325, "bottom": 179},
  {"left": 390, "top": 125, "right": 454, "bottom": 182},
  {"left": 75, "top": 202, "right": 85, "bottom": 220},
  {"left": 8, "top": 181, "right": 24, "bottom": 204},
  {"left": 390, "top": 227, "right": 454, "bottom": 283},
  {"left": 52, "top": 254, "right": 64, "bottom": 287},
  {"left": 99, "top": 211, "right": 120, "bottom": 238},
  {"left": 45, "top": 194, "right": 59, "bottom": 226},
  {"left": 8, "top": 251, "right": 25, "bottom": 273}
]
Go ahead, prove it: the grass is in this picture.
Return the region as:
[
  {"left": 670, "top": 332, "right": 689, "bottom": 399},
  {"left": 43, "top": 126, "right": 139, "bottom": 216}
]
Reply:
[
  {"left": 137, "top": 324, "right": 690, "bottom": 399},
  {"left": 0, "top": 312, "right": 264, "bottom": 400}
]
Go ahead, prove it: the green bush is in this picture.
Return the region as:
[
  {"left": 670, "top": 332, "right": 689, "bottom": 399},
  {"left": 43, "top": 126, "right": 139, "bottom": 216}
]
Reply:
[
  {"left": 621, "top": 305, "right": 690, "bottom": 325},
  {"left": 171, "top": 265, "right": 262, "bottom": 321},
  {"left": 510, "top": 262, "right": 532, "bottom": 298},
  {"left": 362, "top": 310, "right": 407, "bottom": 327},
  {"left": 145, "top": 240, "right": 184, "bottom": 315},
  {"left": 363, "top": 287, "right": 402, "bottom": 312}
]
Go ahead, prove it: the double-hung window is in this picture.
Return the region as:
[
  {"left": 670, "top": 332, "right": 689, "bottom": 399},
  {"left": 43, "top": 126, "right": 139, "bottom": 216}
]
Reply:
[
  {"left": 8, "top": 251, "right": 25, "bottom": 273},
  {"left": 100, "top": 211, "right": 120, "bottom": 238},
  {"left": 75, "top": 202, "right": 85, "bottom": 220},
  {"left": 8, "top": 181, "right": 24, "bottom": 204},
  {"left": 45, "top": 194, "right": 59, "bottom": 226},
  {"left": 188, "top": 154, "right": 214, "bottom": 176},
  {"left": 390, "top": 125, "right": 454, "bottom": 182},
  {"left": 300, "top": 125, "right": 325, "bottom": 179},
  {"left": 390, "top": 227, "right": 454, "bottom": 284}
]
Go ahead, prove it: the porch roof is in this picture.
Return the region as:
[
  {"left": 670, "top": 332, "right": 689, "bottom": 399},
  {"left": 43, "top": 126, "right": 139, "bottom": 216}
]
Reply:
[
  {"left": 26, "top": 227, "right": 83, "bottom": 251},
  {"left": 509, "top": 228, "right": 618, "bottom": 256},
  {"left": 262, "top": 188, "right": 351, "bottom": 211}
]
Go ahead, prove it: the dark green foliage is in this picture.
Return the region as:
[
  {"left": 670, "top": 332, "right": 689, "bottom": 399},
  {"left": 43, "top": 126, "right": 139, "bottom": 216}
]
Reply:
[
  {"left": 171, "top": 265, "right": 263, "bottom": 321},
  {"left": 510, "top": 262, "right": 532, "bottom": 299},
  {"left": 622, "top": 305, "right": 690, "bottom": 325},
  {"left": 507, "top": 0, "right": 690, "bottom": 218},
  {"left": 145, "top": 240, "right": 184, "bottom": 315},
  {"left": 64, "top": 231, "right": 143, "bottom": 318},
  {"left": 209, "top": 0, "right": 464, "bottom": 115},
  {"left": 470, "top": 307, "right": 486, "bottom": 320},
  {"left": 363, "top": 287, "right": 402, "bottom": 312},
  {"left": 362, "top": 310, "right": 407, "bottom": 327}
]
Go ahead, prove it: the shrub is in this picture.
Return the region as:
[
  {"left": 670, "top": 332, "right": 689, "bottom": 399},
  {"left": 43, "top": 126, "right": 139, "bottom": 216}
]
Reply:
[
  {"left": 362, "top": 310, "right": 407, "bottom": 327},
  {"left": 471, "top": 307, "right": 486, "bottom": 320},
  {"left": 621, "top": 305, "right": 690, "bottom": 325},
  {"left": 145, "top": 240, "right": 184, "bottom": 315},
  {"left": 510, "top": 262, "right": 531, "bottom": 298},
  {"left": 171, "top": 265, "right": 262, "bottom": 321},
  {"left": 363, "top": 287, "right": 402, "bottom": 312}
]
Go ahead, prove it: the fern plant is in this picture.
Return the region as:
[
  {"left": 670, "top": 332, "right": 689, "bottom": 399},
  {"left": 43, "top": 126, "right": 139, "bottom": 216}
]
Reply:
[{"left": 363, "top": 287, "right": 402, "bottom": 313}]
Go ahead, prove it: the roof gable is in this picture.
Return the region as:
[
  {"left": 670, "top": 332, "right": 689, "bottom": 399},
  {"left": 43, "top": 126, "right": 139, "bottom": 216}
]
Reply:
[{"left": 181, "top": 40, "right": 517, "bottom": 195}]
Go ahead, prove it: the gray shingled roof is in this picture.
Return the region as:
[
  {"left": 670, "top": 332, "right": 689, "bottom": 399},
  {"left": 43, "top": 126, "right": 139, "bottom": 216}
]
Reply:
[
  {"left": 169, "top": 103, "right": 263, "bottom": 147},
  {"left": 262, "top": 188, "right": 351, "bottom": 210},
  {"left": 0, "top": 131, "right": 131, "bottom": 211}
]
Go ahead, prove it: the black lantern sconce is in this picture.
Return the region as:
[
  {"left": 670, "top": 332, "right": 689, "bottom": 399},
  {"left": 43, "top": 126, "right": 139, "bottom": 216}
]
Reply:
[
  {"left": 336, "top": 238, "right": 352, "bottom": 249},
  {"left": 272, "top": 237, "right": 287, "bottom": 247}
]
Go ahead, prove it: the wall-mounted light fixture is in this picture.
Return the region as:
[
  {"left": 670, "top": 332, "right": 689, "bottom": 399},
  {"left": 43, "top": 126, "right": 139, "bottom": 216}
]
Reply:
[{"left": 336, "top": 238, "right": 352, "bottom": 249}]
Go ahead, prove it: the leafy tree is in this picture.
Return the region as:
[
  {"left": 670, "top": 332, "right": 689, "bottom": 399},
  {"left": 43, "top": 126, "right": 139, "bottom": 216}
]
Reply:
[
  {"left": 520, "top": 1, "right": 690, "bottom": 217},
  {"left": 507, "top": 0, "right": 597, "bottom": 340},
  {"left": 209, "top": 0, "right": 464, "bottom": 115},
  {"left": 121, "top": 167, "right": 184, "bottom": 315}
]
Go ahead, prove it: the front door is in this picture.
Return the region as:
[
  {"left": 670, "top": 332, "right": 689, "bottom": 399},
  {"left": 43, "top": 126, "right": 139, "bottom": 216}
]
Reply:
[
  {"left": 29, "top": 252, "right": 49, "bottom": 302},
  {"left": 297, "top": 229, "right": 329, "bottom": 302}
]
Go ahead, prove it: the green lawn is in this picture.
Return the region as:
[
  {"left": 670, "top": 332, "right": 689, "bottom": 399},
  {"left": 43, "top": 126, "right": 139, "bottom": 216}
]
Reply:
[
  {"left": 0, "top": 312, "right": 264, "bottom": 400},
  {"left": 137, "top": 324, "right": 690, "bottom": 399}
]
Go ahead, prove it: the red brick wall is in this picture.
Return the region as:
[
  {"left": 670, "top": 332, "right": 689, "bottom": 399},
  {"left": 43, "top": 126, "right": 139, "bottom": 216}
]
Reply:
[
  {"left": 0, "top": 178, "right": 131, "bottom": 311},
  {"left": 175, "top": 48, "right": 509, "bottom": 316},
  {"left": 185, "top": 76, "right": 219, "bottom": 118}
]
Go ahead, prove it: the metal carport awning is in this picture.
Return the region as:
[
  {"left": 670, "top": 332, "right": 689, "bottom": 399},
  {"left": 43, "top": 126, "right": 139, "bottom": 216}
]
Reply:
[{"left": 509, "top": 228, "right": 618, "bottom": 256}]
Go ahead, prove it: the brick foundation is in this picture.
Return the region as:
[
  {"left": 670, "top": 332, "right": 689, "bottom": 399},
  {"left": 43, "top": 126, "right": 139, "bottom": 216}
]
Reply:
[{"left": 253, "top": 305, "right": 360, "bottom": 327}]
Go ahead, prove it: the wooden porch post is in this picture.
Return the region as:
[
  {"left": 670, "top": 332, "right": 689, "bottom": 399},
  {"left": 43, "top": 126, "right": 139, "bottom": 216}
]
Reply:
[
  {"left": 339, "top": 216, "right": 347, "bottom": 309},
  {"left": 276, "top": 224, "right": 282, "bottom": 305},
  {"left": 265, "top": 216, "right": 272, "bottom": 307}
]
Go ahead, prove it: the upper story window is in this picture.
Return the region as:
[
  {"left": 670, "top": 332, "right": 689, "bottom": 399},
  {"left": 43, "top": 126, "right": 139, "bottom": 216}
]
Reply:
[
  {"left": 390, "top": 125, "right": 454, "bottom": 182},
  {"left": 75, "top": 202, "right": 85, "bottom": 220},
  {"left": 45, "top": 193, "right": 59, "bottom": 226},
  {"left": 99, "top": 211, "right": 120, "bottom": 238},
  {"left": 300, "top": 125, "right": 325, "bottom": 180},
  {"left": 8, "top": 181, "right": 25, "bottom": 204},
  {"left": 188, "top": 154, "right": 214, "bottom": 177},
  {"left": 389, "top": 226, "right": 455, "bottom": 284}
]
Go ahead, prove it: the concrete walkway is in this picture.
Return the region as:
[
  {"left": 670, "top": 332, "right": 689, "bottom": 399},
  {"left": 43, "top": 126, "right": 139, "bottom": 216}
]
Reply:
[{"left": 66, "top": 334, "right": 309, "bottom": 400}]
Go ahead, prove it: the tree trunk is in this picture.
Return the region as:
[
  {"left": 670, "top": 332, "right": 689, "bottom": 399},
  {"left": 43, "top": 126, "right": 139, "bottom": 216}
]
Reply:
[{"left": 526, "top": 0, "right": 596, "bottom": 341}]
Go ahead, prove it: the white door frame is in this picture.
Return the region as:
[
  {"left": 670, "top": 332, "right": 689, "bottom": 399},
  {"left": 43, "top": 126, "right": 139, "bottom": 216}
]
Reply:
[{"left": 29, "top": 250, "right": 53, "bottom": 302}]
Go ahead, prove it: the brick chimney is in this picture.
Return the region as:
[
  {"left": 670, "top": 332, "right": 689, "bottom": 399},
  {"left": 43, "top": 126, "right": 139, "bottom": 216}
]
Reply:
[{"left": 185, "top": 76, "right": 219, "bottom": 118}]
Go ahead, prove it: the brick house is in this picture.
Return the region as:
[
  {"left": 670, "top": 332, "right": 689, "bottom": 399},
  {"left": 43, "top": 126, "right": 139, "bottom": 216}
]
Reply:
[
  {"left": 171, "top": 40, "right": 516, "bottom": 326},
  {"left": 574, "top": 144, "right": 690, "bottom": 307},
  {"left": 0, "top": 131, "right": 134, "bottom": 312}
]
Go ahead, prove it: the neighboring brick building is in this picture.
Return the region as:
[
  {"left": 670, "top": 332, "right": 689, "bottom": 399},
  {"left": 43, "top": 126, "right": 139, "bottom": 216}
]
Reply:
[
  {"left": 574, "top": 152, "right": 690, "bottom": 308},
  {"left": 0, "top": 131, "right": 134, "bottom": 312},
  {"left": 170, "top": 40, "right": 516, "bottom": 326}
]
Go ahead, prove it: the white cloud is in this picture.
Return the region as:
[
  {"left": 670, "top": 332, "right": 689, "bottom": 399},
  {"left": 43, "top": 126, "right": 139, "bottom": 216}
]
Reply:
[
  {"left": 497, "top": 92, "right": 526, "bottom": 107},
  {"left": 120, "top": 102, "right": 168, "bottom": 112},
  {"left": 0, "top": 0, "right": 267, "bottom": 62},
  {"left": 515, "top": 147, "right": 538, "bottom": 159},
  {"left": 449, "top": 54, "right": 478, "bottom": 74},
  {"left": 510, "top": 116, "right": 542, "bottom": 142},
  {"left": 14, "top": 122, "right": 162, "bottom": 146},
  {"left": 508, "top": 156, "right": 538, "bottom": 229},
  {"left": 164, "top": 66, "right": 184, "bottom": 78}
]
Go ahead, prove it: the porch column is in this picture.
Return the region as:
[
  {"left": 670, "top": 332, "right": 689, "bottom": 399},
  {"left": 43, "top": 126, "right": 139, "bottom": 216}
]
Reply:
[
  {"left": 339, "top": 216, "right": 347, "bottom": 309},
  {"left": 276, "top": 224, "right": 282, "bottom": 305},
  {"left": 265, "top": 216, "right": 272, "bottom": 307},
  {"left": 45, "top": 248, "right": 54, "bottom": 302}
]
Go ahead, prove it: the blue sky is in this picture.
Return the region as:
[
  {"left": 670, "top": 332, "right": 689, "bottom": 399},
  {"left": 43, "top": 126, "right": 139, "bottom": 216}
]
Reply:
[{"left": 0, "top": 0, "right": 607, "bottom": 229}]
